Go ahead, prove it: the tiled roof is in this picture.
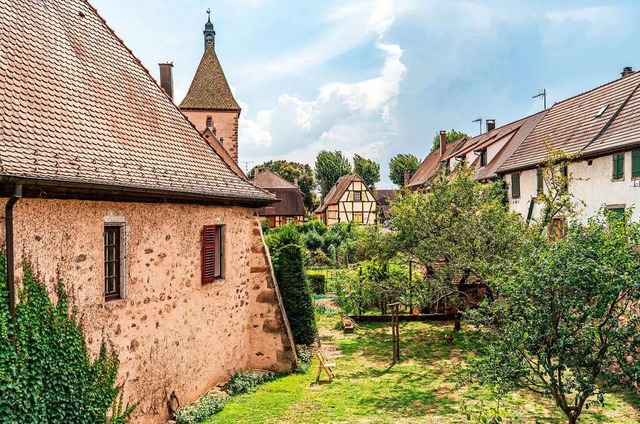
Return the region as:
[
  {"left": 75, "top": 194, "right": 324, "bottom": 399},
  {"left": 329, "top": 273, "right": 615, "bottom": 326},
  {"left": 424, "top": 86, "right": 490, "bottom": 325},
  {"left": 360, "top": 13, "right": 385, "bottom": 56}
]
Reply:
[
  {"left": 201, "top": 128, "right": 246, "bottom": 179},
  {"left": 256, "top": 188, "right": 306, "bottom": 217},
  {"left": 408, "top": 139, "right": 466, "bottom": 188},
  {"left": 179, "top": 44, "right": 241, "bottom": 111},
  {"left": 253, "top": 170, "right": 298, "bottom": 189},
  {"left": 375, "top": 189, "right": 398, "bottom": 204},
  {"left": 499, "top": 72, "right": 640, "bottom": 172},
  {"left": 315, "top": 173, "right": 370, "bottom": 213},
  {"left": 0, "top": 0, "right": 271, "bottom": 205}
]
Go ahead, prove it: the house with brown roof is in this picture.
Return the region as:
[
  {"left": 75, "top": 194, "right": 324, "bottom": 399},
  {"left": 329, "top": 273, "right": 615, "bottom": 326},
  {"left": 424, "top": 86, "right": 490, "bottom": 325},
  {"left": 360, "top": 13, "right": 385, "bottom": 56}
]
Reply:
[
  {"left": 252, "top": 170, "right": 306, "bottom": 227},
  {"left": 314, "top": 174, "right": 378, "bottom": 225},
  {"left": 408, "top": 132, "right": 466, "bottom": 191},
  {"left": 0, "top": 1, "right": 295, "bottom": 422},
  {"left": 375, "top": 189, "right": 399, "bottom": 222},
  {"left": 498, "top": 67, "right": 640, "bottom": 223}
]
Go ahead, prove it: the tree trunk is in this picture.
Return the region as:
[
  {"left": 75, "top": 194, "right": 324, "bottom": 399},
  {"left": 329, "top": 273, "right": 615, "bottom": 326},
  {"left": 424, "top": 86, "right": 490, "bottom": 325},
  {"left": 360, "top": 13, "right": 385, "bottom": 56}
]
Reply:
[{"left": 454, "top": 312, "right": 461, "bottom": 332}]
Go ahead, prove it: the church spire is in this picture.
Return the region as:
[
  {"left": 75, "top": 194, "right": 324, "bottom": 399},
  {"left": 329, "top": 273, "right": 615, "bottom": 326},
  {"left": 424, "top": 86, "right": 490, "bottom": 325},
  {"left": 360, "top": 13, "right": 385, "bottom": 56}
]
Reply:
[{"left": 203, "top": 8, "right": 215, "bottom": 50}]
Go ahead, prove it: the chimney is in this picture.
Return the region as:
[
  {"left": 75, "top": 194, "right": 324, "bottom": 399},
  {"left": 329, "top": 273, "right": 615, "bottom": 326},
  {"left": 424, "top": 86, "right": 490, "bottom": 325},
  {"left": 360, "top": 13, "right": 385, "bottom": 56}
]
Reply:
[
  {"left": 403, "top": 171, "right": 411, "bottom": 185},
  {"left": 621, "top": 66, "right": 634, "bottom": 78},
  {"left": 439, "top": 130, "right": 447, "bottom": 158},
  {"left": 486, "top": 119, "right": 496, "bottom": 132},
  {"left": 293, "top": 177, "right": 299, "bottom": 187},
  {"left": 158, "top": 62, "right": 174, "bottom": 100}
]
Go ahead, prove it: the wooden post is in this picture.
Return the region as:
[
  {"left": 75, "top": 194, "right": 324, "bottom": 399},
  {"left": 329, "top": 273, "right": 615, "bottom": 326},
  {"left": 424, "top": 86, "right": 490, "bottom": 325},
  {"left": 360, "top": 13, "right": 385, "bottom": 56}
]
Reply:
[{"left": 388, "top": 302, "right": 401, "bottom": 363}]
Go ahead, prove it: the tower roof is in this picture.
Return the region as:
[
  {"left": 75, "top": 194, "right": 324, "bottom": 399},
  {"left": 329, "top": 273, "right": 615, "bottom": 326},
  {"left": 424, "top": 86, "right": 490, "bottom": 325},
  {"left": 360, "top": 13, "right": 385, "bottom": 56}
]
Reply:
[{"left": 180, "top": 15, "right": 240, "bottom": 112}]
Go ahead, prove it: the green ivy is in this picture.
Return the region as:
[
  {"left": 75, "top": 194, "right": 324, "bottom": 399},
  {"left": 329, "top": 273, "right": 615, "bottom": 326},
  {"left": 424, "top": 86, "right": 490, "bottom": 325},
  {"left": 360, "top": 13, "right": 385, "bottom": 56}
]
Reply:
[
  {"left": 228, "top": 371, "right": 278, "bottom": 396},
  {"left": 173, "top": 394, "right": 227, "bottom": 424},
  {"left": 0, "top": 255, "right": 135, "bottom": 423}
]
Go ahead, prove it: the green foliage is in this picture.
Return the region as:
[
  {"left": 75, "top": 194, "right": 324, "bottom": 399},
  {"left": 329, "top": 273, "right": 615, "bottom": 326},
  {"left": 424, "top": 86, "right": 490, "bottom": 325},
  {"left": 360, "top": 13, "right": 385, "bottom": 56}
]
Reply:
[
  {"left": 0, "top": 257, "right": 134, "bottom": 423},
  {"left": 470, "top": 211, "right": 640, "bottom": 424},
  {"left": 264, "top": 223, "right": 302, "bottom": 252},
  {"left": 295, "top": 345, "right": 313, "bottom": 374},
  {"left": 315, "top": 150, "right": 352, "bottom": 197},
  {"left": 250, "top": 160, "right": 318, "bottom": 210},
  {"left": 390, "top": 169, "right": 526, "bottom": 312},
  {"left": 228, "top": 371, "right": 279, "bottom": 396},
  {"left": 303, "top": 231, "right": 324, "bottom": 251},
  {"left": 388, "top": 153, "right": 421, "bottom": 187},
  {"left": 297, "top": 219, "right": 327, "bottom": 236},
  {"left": 430, "top": 129, "right": 468, "bottom": 153},
  {"left": 273, "top": 245, "right": 318, "bottom": 345},
  {"left": 260, "top": 219, "right": 270, "bottom": 235},
  {"left": 174, "top": 393, "right": 228, "bottom": 424},
  {"left": 306, "top": 273, "right": 326, "bottom": 294},
  {"left": 353, "top": 154, "right": 380, "bottom": 191}
]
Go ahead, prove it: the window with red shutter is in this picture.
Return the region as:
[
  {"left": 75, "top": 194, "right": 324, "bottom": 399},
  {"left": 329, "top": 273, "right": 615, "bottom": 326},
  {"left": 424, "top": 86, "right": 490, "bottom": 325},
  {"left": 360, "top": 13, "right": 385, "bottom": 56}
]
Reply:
[
  {"left": 202, "top": 224, "right": 225, "bottom": 284},
  {"left": 202, "top": 225, "right": 216, "bottom": 284}
]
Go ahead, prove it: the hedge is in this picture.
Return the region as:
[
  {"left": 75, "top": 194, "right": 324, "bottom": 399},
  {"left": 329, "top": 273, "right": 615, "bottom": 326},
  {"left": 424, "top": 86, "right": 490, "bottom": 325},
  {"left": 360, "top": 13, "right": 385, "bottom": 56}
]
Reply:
[
  {"left": 273, "top": 244, "right": 317, "bottom": 345},
  {"left": 306, "top": 273, "right": 326, "bottom": 295}
]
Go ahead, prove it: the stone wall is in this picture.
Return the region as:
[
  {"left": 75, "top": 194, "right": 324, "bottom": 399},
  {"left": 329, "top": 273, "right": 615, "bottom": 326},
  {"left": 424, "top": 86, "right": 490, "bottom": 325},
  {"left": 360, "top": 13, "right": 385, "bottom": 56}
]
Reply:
[
  {"left": 0, "top": 197, "right": 295, "bottom": 423},
  {"left": 182, "top": 110, "right": 240, "bottom": 162}
]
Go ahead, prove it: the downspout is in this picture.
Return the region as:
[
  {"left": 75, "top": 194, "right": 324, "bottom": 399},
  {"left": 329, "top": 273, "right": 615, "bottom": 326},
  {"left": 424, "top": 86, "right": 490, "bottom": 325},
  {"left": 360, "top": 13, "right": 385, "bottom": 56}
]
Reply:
[{"left": 5, "top": 184, "right": 22, "bottom": 322}]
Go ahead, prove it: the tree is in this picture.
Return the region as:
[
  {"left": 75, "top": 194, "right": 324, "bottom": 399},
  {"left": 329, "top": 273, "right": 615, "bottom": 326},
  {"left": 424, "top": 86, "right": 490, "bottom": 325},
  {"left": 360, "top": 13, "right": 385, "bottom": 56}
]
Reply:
[
  {"left": 390, "top": 169, "right": 525, "bottom": 315},
  {"left": 471, "top": 212, "right": 640, "bottom": 424},
  {"left": 353, "top": 154, "right": 380, "bottom": 190},
  {"left": 315, "top": 151, "right": 352, "bottom": 198},
  {"left": 388, "top": 154, "right": 421, "bottom": 188},
  {"left": 430, "top": 129, "right": 468, "bottom": 153},
  {"left": 250, "top": 160, "right": 318, "bottom": 211}
]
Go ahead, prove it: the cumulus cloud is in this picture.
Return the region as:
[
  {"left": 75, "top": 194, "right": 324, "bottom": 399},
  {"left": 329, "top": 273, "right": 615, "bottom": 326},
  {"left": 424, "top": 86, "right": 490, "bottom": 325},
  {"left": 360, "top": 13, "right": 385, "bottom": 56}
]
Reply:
[{"left": 239, "top": 39, "right": 407, "bottom": 167}]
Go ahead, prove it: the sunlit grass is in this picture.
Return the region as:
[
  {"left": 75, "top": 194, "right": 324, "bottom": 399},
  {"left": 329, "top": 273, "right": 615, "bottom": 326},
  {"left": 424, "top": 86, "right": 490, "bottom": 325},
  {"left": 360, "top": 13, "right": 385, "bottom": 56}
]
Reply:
[{"left": 207, "top": 313, "right": 640, "bottom": 423}]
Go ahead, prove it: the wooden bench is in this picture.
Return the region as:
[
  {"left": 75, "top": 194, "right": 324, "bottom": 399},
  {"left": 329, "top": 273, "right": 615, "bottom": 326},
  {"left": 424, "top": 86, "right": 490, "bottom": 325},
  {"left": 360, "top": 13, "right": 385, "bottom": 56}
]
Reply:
[{"left": 315, "top": 350, "right": 336, "bottom": 383}]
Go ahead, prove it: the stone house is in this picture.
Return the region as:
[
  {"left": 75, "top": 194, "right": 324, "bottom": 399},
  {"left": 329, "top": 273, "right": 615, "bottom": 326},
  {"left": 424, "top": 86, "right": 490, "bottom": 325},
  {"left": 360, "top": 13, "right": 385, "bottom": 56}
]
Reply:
[
  {"left": 0, "top": 1, "right": 295, "bottom": 423},
  {"left": 314, "top": 174, "right": 378, "bottom": 226},
  {"left": 498, "top": 68, "right": 640, "bottom": 224},
  {"left": 252, "top": 170, "right": 306, "bottom": 228}
]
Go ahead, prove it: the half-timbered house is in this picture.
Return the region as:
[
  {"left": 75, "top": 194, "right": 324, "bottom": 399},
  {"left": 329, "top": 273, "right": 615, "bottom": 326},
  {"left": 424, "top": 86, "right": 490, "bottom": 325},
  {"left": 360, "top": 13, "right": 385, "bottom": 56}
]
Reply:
[
  {"left": 314, "top": 174, "right": 378, "bottom": 225},
  {"left": 253, "top": 170, "right": 306, "bottom": 227}
]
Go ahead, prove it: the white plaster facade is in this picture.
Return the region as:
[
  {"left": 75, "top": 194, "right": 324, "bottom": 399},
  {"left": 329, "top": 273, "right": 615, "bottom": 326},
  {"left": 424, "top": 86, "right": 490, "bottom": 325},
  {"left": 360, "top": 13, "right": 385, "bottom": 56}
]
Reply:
[{"left": 504, "top": 150, "right": 640, "bottom": 223}]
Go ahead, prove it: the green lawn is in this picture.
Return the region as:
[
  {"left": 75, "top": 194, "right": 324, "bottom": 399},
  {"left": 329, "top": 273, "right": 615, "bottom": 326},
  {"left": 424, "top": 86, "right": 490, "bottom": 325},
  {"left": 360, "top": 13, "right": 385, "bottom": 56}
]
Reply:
[{"left": 207, "top": 314, "right": 640, "bottom": 423}]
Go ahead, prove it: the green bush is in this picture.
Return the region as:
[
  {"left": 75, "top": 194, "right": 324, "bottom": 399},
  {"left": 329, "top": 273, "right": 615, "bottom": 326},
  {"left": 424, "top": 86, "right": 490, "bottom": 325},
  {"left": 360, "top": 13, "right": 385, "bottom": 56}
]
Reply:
[
  {"left": 307, "top": 273, "right": 326, "bottom": 294},
  {"left": 174, "top": 393, "right": 227, "bottom": 424},
  {"left": 0, "top": 257, "right": 135, "bottom": 423},
  {"left": 303, "top": 230, "right": 324, "bottom": 250},
  {"left": 228, "top": 371, "right": 278, "bottom": 396},
  {"left": 295, "top": 345, "right": 314, "bottom": 374},
  {"left": 273, "top": 244, "right": 317, "bottom": 345}
]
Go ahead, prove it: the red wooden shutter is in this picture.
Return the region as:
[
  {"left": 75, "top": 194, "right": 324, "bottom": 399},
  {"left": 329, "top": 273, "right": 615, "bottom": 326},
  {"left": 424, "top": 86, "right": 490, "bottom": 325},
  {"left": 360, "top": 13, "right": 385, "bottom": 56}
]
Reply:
[{"left": 202, "top": 225, "right": 216, "bottom": 284}]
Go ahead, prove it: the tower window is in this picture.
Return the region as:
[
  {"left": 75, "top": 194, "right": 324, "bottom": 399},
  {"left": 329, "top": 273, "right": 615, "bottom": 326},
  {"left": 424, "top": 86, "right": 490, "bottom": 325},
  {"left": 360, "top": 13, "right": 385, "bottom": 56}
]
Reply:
[{"left": 206, "top": 116, "right": 213, "bottom": 128}]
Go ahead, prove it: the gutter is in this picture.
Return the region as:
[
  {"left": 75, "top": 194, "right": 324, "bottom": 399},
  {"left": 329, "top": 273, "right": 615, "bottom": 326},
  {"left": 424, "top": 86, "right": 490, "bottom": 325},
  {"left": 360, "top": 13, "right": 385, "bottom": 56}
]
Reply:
[{"left": 5, "top": 183, "right": 22, "bottom": 322}]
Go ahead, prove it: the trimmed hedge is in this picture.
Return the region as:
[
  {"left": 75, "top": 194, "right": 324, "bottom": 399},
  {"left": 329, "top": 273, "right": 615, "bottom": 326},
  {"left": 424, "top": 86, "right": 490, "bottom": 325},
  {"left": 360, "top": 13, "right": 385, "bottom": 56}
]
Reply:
[
  {"left": 307, "top": 273, "right": 326, "bottom": 294},
  {"left": 273, "top": 244, "right": 317, "bottom": 345}
]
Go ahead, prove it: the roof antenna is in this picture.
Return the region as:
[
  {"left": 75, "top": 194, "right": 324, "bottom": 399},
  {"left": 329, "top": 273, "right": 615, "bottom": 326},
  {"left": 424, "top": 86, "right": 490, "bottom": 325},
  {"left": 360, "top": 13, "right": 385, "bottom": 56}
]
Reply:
[
  {"left": 472, "top": 117, "right": 483, "bottom": 135},
  {"left": 532, "top": 89, "right": 547, "bottom": 110}
]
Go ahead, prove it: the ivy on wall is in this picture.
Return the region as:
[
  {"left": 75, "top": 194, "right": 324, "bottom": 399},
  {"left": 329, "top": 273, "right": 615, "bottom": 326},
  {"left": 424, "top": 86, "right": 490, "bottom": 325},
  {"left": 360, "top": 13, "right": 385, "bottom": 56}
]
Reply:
[{"left": 0, "top": 255, "right": 135, "bottom": 423}]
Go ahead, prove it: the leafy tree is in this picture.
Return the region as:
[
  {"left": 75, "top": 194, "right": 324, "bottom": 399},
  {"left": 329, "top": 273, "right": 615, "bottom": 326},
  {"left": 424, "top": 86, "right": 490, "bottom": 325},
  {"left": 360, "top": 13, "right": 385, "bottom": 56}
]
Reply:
[
  {"left": 353, "top": 154, "right": 380, "bottom": 190},
  {"left": 272, "top": 245, "right": 317, "bottom": 345},
  {"left": 315, "top": 151, "right": 352, "bottom": 198},
  {"left": 471, "top": 212, "right": 640, "bottom": 424},
  {"left": 0, "top": 258, "right": 134, "bottom": 423},
  {"left": 390, "top": 169, "right": 525, "bottom": 315},
  {"left": 430, "top": 129, "right": 468, "bottom": 153},
  {"left": 388, "top": 154, "right": 421, "bottom": 187},
  {"left": 250, "top": 160, "right": 318, "bottom": 211}
]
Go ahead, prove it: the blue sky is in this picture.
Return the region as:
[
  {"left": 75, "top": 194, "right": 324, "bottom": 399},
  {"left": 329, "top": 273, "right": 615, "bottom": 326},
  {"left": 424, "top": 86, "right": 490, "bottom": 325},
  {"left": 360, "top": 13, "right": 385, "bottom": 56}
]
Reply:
[{"left": 92, "top": 0, "right": 640, "bottom": 187}]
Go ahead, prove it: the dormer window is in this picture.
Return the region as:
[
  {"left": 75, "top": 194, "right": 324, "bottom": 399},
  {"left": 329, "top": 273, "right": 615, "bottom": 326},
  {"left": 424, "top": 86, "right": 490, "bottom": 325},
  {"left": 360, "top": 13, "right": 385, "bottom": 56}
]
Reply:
[
  {"left": 596, "top": 105, "right": 608, "bottom": 117},
  {"left": 474, "top": 148, "right": 487, "bottom": 167}
]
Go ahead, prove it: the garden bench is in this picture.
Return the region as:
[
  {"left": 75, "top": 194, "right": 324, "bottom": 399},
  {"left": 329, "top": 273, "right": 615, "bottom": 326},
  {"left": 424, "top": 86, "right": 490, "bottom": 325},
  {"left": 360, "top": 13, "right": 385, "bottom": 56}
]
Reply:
[{"left": 315, "top": 350, "right": 336, "bottom": 382}]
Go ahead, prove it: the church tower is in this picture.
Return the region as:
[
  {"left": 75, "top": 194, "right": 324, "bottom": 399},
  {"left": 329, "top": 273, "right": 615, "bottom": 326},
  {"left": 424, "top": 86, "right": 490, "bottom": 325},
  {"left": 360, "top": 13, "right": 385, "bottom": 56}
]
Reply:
[{"left": 180, "top": 9, "right": 241, "bottom": 162}]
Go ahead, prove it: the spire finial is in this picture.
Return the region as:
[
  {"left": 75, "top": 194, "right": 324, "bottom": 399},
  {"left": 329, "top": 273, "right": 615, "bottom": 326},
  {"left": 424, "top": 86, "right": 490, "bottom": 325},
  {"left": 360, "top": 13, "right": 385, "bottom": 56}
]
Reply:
[{"left": 203, "top": 8, "right": 216, "bottom": 50}]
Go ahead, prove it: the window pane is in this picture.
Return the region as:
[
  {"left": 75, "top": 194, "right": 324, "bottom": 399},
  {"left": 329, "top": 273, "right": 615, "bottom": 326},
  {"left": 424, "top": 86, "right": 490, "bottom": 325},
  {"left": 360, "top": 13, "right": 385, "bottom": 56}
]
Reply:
[
  {"left": 511, "top": 173, "right": 520, "bottom": 198},
  {"left": 632, "top": 151, "right": 640, "bottom": 178},
  {"left": 613, "top": 154, "right": 624, "bottom": 180}
]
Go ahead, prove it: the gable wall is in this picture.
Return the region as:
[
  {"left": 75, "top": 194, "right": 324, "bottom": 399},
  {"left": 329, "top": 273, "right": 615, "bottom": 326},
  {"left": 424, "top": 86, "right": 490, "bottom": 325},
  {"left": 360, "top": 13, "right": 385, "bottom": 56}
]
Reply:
[
  {"left": 0, "top": 197, "right": 295, "bottom": 423},
  {"left": 182, "top": 110, "right": 240, "bottom": 162}
]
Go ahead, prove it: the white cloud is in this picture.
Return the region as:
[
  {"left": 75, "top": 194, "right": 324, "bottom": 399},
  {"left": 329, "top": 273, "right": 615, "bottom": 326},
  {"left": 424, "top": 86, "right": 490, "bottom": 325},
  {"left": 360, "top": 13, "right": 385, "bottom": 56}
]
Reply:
[
  {"left": 546, "top": 6, "right": 626, "bottom": 37},
  {"left": 239, "top": 39, "right": 406, "bottom": 168}
]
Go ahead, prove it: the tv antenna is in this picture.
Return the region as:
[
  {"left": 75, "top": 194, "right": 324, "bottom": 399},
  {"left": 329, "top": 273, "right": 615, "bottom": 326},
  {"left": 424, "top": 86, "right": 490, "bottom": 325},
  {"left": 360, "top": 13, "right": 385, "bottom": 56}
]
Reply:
[
  {"left": 472, "top": 117, "right": 483, "bottom": 135},
  {"left": 240, "top": 161, "right": 254, "bottom": 174},
  {"left": 533, "top": 89, "right": 547, "bottom": 110}
]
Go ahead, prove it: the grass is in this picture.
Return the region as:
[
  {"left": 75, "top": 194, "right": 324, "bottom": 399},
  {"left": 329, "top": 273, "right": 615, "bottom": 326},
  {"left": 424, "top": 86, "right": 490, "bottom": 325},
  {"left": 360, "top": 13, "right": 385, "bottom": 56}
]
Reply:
[{"left": 206, "top": 314, "right": 640, "bottom": 423}]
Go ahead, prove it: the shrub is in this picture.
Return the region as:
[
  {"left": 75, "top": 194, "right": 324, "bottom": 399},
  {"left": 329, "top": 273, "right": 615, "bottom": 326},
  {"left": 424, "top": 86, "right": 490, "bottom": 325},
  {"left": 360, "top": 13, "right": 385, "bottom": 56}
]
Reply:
[
  {"left": 295, "top": 345, "right": 314, "bottom": 374},
  {"left": 307, "top": 273, "right": 326, "bottom": 294},
  {"left": 0, "top": 257, "right": 135, "bottom": 423},
  {"left": 174, "top": 393, "right": 227, "bottom": 424},
  {"left": 228, "top": 371, "right": 278, "bottom": 396},
  {"left": 273, "top": 244, "right": 317, "bottom": 345},
  {"left": 265, "top": 223, "right": 302, "bottom": 252},
  {"left": 298, "top": 220, "right": 327, "bottom": 236},
  {"left": 303, "top": 230, "right": 324, "bottom": 250}
]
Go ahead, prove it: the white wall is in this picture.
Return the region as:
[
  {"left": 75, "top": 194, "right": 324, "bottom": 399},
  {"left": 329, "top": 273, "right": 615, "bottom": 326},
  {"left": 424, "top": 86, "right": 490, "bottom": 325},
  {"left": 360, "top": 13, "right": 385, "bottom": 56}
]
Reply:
[{"left": 505, "top": 151, "right": 640, "bottom": 223}]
